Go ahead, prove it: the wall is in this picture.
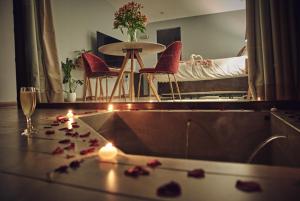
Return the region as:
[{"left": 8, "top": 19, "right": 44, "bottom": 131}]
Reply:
[
  {"left": 0, "top": 0, "right": 17, "bottom": 103},
  {"left": 52, "top": 0, "right": 127, "bottom": 99},
  {"left": 142, "top": 10, "right": 246, "bottom": 67}
]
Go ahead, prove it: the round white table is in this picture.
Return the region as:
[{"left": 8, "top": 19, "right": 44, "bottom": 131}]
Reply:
[{"left": 98, "top": 42, "right": 166, "bottom": 102}]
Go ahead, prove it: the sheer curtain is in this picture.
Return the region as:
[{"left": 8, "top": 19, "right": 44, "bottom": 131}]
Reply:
[
  {"left": 246, "top": 0, "right": 300, "bottom": 100},
  {"left": 23, "top": 0, "right": 63, "bottom": 102}
]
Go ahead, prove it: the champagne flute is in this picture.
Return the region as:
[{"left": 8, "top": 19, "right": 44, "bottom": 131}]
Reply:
[{"left": 20, "top": 87, "right": 37, "bottom": 136}]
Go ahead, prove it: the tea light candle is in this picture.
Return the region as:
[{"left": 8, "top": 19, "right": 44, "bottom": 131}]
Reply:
[
  {"left": 257, "top": 97, "right": 261, "bottom": 101},
  {"left": 67, "top": 110, "right": 74, "bottom": 119},
  {"left": 107, "top": 104, "right": 114, "bottom": 112},
  {"left": 98, "top": 143, "right": 117, "bottom": 159}
]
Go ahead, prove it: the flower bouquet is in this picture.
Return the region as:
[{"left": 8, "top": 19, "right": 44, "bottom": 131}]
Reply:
[{"left": 113, "top": 1, "right": 147, "bottom": 42}]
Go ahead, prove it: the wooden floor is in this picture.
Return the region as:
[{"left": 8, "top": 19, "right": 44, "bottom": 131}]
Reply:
[{"left": 0, "top": 108, "right": 300, "bottom": 201}]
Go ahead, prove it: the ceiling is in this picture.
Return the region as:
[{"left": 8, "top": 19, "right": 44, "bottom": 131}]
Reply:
[{"left": 107, "top": 0, "right": 245, "bottom": 22}]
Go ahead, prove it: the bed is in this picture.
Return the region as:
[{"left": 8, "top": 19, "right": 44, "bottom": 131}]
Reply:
[{"left": 156, "top": 56, "right": 248, "bottom": 98}]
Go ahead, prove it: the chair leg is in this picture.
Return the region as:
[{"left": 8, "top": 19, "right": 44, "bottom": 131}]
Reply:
[
  {"left": 137, "top": 73, "right": 143, "bottom": 100},
  {"left": 106, "top": 76, "right": 108, "bottom": 102},
  {"left": 173, "top": 74, "right": 181, "bottom": 100},
  {"left": 83, "top": 76, "right": 88, "bottom": 101},
  {"left": 99, "top": 78, "right": 104, "bottom": 101},
  {"left": 95, "top": 77, "right": 99, "bottom": 101},
  {"left": 167, "top": 74, "right": 175, "bottom": 101},
  {"left": 88, "top": 78, "right": 92, "bottom": 99},
  {"left": 121, "top": 75, "right": 126, "bottom": 102}
]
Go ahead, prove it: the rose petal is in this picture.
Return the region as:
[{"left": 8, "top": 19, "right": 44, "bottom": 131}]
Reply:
[
  {"left": 66, "top": 154, "right": 75, "bottom": 159},
  {"left": 51, "top": 123, "right": 59, "bottom": 126},
  {"left": 124, "top": 166, "right": 150, "bottom": 178},
  {"left": 147, "top": 159, "right": 162, "bottom": 168},
  {"left": 80, "top": 147, "right": 95, "bottom": 155},
  {"left": 187, "top": 169, "right": 205, "bottom": 178},
  {"left": 235, "top": 180, "right": 262, "bottom": 192},
  {"left": 69, "top": 160, "right": 81, "bottom": 170},
  {"left": 52, "top": 147, "right": 64, "bottom": 155},
  {"left": 64, "top": 143, "right": 75, "bottom": 151},
  {"left": 157, "top": 181, "right": 181, "bottom": 197},
  {"left": 44, "top": 126, "right": 52, "bottom": 129},
  {"left": 72, "top": 124, "right": 80, "bottom": 128},
  {"left": 79, "top": 131, "right": 91, "bottom": 138},
  {"left": 54, "top": 165, "right": 68, "bottom": 174},
  {"left": 45, "top": 130, "right": 55, "bottom": 135},
  {"left": 58, "top": 139, "right": 71, "bottom": 144}
]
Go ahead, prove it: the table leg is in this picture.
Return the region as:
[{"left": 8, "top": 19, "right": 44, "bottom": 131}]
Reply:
[
  {"left": 130, "top": 50, "right": 135, "bottom": 102},
  {"left": 134, "top": 52, "right": 161, "bottom": 102},
  {"left": 109, "top": 52, "right": 130, "bottom": 103}
]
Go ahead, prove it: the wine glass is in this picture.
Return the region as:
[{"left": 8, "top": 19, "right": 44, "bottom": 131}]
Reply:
[{"left": 20, "top": 87, "right": 37, "bottom": 136}]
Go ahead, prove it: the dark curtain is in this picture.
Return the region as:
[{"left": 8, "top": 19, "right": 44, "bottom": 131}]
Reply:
[{"left": 246, "top": 0, "right": 300, "bottom": 100}]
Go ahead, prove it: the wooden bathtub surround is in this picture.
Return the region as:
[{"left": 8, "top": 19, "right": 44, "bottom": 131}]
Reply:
[{"left": 1, "top": 108, "right": 300, "bottom": 200}]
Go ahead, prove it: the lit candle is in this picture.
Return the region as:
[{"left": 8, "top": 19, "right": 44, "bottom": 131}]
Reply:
[
  {"left": 98, "top": 143, "right": 118, "bottom": 159},
  {"left": 107, "top": 104, "right": 114, "bottom": 112},
  {"left": 257, "top": 97, "right": 261, "bottom": 101},
  {"left": 67, "top": 110, "right": 74, "bottom": 119}
]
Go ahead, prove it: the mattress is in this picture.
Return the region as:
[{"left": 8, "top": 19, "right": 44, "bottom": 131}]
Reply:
[{"left": 156, "top": 56, "right": 247, "bottom": 83}]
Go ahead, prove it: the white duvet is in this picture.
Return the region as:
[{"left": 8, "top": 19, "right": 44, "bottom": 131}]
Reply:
[{"left": 156, "top": 56, "right": 247, "bottom": 82}]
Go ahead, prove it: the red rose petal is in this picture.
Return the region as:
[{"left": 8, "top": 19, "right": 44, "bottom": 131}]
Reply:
[
  {"left": 52, "top": 147, "right": 64, "bottom": 155},
  {"left": 72, "top": 124, "right": 80, "bottom": 128},
  {"left": 71, "top": 122, "right": 78, "bottom": 125},
  {"left": 58, "top": 139, "right": 71, "bottom": 144},
  {"left": 80, "top": 147, "right": 95, "bottom": 155},
  {"left": 147, "top": 159, "right": 162, "bottom": 168},
  {"left": 45, "top": 130, "right": 55, "bottom": 135},
  {"left": 54, "top": 165, "right": 68, "bottom": 174},
  {"left": 124, "top": 166, "right": 150, "bottom": 178},
  {"left": 51, "top": 123, "right": 59, "bottom": 126},
  {"left": 69, "top": 160, "right": 82, "bottom": 170},
  {"left": 157, "top": 181, "right": 181, "bottom": 197},
  {"left": 44, "top": 126, "right": 52, "bottom": 129},
  {"left": 187, "top": 169, "right": 205, "bottom": 178},
  {"left": 64, "top": 143, "right": 75, "bottom": 151},
  {"left": 79, "top": 131, "right": 91, "bottom": 138},
  {"left": 236, "top": 180, "right": 262, "bottom": 192},
  {"left": 66, "top": 154, "right": 75, "bottom": 159}
]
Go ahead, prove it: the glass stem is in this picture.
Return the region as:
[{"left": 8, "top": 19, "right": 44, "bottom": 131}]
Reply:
[{"left": 26, "top": 116, "right": 32, "bottom": 133}]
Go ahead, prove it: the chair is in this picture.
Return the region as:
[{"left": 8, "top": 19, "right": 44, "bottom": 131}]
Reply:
[
  {"left": 82, "top": 52, "right": 126, "bottom": 101},
  {"left": 137, "top": 41, "right": 182, "bottom": 100}
]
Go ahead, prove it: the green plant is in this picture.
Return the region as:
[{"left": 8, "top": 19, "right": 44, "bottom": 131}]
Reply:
[
  {"left": 113, "top": 1, "right": 147, "bottom": 41},
  {"left": 61, "top": 58, "right": 83, "bottom": 93}
]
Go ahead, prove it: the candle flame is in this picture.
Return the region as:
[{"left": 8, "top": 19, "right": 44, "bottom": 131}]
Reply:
[
  {"left": 108, "top": 104, "right": 114, "bottom": 111},
  {"left": 257, "top": 97, "right": 261, "bottom": 101}
]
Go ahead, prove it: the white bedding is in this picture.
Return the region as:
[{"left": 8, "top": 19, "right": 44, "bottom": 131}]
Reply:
[{"left": 156, "top": 56, "right": 247, "bottom": 83}]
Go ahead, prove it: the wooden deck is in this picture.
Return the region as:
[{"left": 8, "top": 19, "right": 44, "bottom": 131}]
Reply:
[{"left": 0, "top": 108, "right": 299, "bottom": 201}]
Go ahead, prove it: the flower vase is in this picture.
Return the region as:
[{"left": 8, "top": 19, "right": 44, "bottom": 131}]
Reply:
[{"left": 127, "top": 29, "right": 137, "bottom": 42}]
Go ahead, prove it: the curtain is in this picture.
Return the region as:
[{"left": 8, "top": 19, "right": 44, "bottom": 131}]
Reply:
[
  {"left": 23, "top": 0, "right": 63, "bottom": 102},
  {"left": 246, "top": 0, "right": 300, "bottom": 100}
]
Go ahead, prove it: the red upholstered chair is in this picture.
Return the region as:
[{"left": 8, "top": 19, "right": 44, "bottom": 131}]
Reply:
[
  {"left": 82, "top": 52, "right": 126, "bottom": 101},
  {"left": 137, "top": 41, "right": 182, "bottom": 100}
]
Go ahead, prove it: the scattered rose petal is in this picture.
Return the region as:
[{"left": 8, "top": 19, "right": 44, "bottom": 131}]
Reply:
[
  {"left": 147, "top": 159, "right": 162, "bottom": 168},
  {"left": 236, "top": 180, "right": 262, "bottom": 192},
  {"left": 53, "top": 120, "right": 59, "bottom": 124},
  {"left": 89, "top": 139, "right": 98, "bottom": 144},
  {"left": 71, "top": 122, "right": 78, "bottom": 125},
  {"left": 64, "top": 143, "right": 75, "bottom": 151},
  {"left": 66, "top": 154, "right": 75, "bottom": 159},
  {"left": 80, "top": 147, "right": 95, "bottom": 155},
  {"left": 72, "top": 124, "right": 80, "bottom": 128},
  {"left": 187, "top": 169, "right": 205, "bottom": 178},
  {"left": 44, "top": 126, "right": 52, "bottom": 129},
  {"left": 54, "top": 165, "right": 68, "bottom": 174},
  {"left": 65, "top": 132, "right": 79, "bottom": 137},
  {"left": 51, "top": 123, "right": 59, "bottom": 126},
  {"left": 58, "top": 127, "right": 68, "bottom": 131},
  {"left": 69, "top": 160, "right": 82, "bottom": 170},
  {"left": 45, "top": 130, "right": 55, "bottom": 135},
  {"left": 89, "top": 139, "right": 100, "bottom": 147},
  {"left": 157, "top": 181, "right": 181, "bottom": 197},
  {"left": 124, "top": 166, "right": 150, "bottom": 178},
  {"left": 58, "top": 139, "right": 71, "bottom": 144},
  {"left": 52, "top": 147, "right": 64, "bottom": 155},
  {"left": 79, "top": 131, "right": 91, "bottom": 138}
]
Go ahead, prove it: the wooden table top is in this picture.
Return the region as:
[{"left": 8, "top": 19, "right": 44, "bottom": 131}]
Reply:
[
  {"left": 0, "top": 107, "right": 299, "bottom": 201},
  {"left": 98, "top": 42, "right": 166, "bottom": 56}
]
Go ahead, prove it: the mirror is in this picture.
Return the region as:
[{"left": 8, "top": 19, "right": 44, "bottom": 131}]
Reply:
[{"left": 51, "top": 0, "right": 247, "bottom": 103}]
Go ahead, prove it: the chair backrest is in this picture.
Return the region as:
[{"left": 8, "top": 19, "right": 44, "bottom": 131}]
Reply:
[
  {"left": 82, "top": 52, "right": 110, "bottom": 76},
  {"left": 155, "top": 41, "right": 182, "bottom": 73}
]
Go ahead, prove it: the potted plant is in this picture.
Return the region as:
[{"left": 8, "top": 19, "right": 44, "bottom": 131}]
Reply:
[{"left": 61, "top": 58, "right": 83, "bottom": 102}]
